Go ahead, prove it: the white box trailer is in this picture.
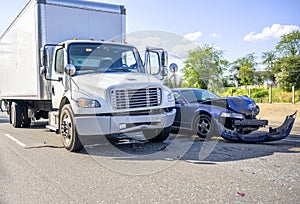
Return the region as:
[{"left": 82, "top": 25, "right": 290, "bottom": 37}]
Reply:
[
  {"left": 0, "top": 0, "right": 125, "bottom": 100},
  {"left": 0, "top": 0, "right": 176, "bottom": 151}
]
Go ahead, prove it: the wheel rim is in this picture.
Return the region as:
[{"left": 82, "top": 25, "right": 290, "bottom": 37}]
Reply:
[
  {"left": 61, "top": 111, "right": 72, "bottom": 145},
  {"left": 197, "top": 116, "right": 210, "bottom": 137}
]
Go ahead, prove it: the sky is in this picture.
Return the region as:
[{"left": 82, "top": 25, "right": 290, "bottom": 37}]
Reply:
[{"left": 0, "top": 0, "right": 299, "bottom": 63}]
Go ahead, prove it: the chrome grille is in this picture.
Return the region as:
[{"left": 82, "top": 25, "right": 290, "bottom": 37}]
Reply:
[{"left": 111, "top": 88, "right": 161, "bottom": 109}]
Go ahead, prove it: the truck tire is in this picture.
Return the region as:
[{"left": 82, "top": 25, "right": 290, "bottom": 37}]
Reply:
[
  {"left": 22, "top": 104, "right": 31, "bottom": 128},
  {"left": 60, "top": 104, "right": 83, "bottom": 152},
  {"left": 11, "top": 102, "right": 22, "bottom": 128},
  {"left": 22, "top": 117, "right": 31, "bottom": 128},
  {"left": 143, "top": 127, "right": 171, "bottom": 143}
]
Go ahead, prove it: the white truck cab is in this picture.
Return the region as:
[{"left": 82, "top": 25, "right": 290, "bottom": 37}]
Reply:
[{"left": 43, "top": 40, "right": 176, "bottom": 151}]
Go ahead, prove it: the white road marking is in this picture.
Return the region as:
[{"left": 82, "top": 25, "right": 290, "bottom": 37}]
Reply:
[{"left": 4, "top": 134, "right": 27, "bottom": 147}]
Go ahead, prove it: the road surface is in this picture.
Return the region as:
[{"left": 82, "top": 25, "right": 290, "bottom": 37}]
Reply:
[{"left": 0, "top": 105, "right": 300, "bottom": 203}]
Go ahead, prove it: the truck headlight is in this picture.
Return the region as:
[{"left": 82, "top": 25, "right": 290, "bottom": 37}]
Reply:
[
  {"left": 167, "top": 92, "right": 175, "bottom": 102},
  {"left": 76, "top": 98, "right": 101, "bottom": 108},
  {"left": 220, "top": 112, "right": 245, "bottom": 119}
]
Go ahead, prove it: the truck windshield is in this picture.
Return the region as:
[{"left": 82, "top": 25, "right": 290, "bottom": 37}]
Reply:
[{"left": 68, "top": 43, "right": 145, "bottom": 74}]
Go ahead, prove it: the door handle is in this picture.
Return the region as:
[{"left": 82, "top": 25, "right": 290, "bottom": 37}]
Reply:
[{"left": 52, "top": 86, "right": 55, "bottom": 96}]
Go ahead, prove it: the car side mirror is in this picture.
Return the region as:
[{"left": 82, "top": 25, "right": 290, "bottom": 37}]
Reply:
[{"left": 175, "top": 99, "right": 185, "bottom": 105}]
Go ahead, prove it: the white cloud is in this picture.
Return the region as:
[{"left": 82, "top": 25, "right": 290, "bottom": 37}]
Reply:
[
  {"left": 184, "top": 31, "right": 202, "bottom": 41},
  {"left": 244, "top": 24, "right": 299, "bottom": 42},
  {"left": 210, "top": 33, "right": 220, "bottom": 38}
]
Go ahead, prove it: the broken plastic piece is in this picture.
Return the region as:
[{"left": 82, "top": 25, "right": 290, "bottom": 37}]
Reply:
[{"left": 215, "top": 111, "right": 297, "bottom": 143}]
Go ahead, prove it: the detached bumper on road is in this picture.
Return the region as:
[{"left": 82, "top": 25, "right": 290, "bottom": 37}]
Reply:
[{"left": 214, "top": 111, "right": 297, "bottom": 142}]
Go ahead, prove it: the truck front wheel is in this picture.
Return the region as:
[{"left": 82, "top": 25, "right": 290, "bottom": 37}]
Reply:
[
  {"left": 143, "top": 127, "right": 171, "bottom": 143},
  {"left": 11, "top": 102, "right": 22, "bottom": 128},
  {"left": 60, "top": 104, "right": 83, "bottom": 152}
]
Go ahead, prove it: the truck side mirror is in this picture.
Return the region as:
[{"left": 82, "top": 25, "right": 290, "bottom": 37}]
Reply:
[
  {"left": 40, "top": 47, "right": 50, "bottom": 67},
  {"left": 161, "top": 67, "right": 168, "bottom": 77},
  {"left": 169, "top": 63, "right": 178, "bottom": 73},
  {"left": 65, "top": 64, "right": 76, "bottom": 76},
  {"left": 161, "top": 51, "right": 168, "bottom": 68}
]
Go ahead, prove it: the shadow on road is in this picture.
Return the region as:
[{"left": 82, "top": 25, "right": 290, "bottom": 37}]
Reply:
[
  {"left": 2, "top": 111, "right": 299, "bottom": 165},
  {"left": 78, "top": 132, "right": 300, "bottom": 164}
]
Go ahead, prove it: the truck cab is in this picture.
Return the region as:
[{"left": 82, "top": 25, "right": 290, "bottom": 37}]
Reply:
[{"left": 43, "top": 40, "right": 176, "bottom": 151}]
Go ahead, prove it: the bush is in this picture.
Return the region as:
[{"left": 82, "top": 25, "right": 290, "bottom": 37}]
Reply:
[
  {"left": 252, "top": 90, "right": 268, "bottom": 98},
  {"left": 219, "top": 87, "right": 299, "bottom": 103}
]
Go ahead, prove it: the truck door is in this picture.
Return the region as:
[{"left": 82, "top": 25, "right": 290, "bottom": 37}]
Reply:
[
  {"left": 144, "top": 48, "right": 168, "bottom": 79},
  {"left": 51, "top": 48, "right": 66, "bottom": 109}
]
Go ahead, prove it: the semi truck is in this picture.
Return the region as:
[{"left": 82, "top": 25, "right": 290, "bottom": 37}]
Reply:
[{"left": 0, "top": 0, "right": 176, "bottom": 151}]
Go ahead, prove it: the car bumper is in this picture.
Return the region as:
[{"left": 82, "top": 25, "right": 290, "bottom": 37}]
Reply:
[
  {"left": 75, "top": 108, "right": 176, "bottom": 136},
  {"left": 214, "top": 111, "right": 297, "bottom": 142}
]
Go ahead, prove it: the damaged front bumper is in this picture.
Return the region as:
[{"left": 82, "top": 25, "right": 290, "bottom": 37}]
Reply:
[{"left": 214, "top": 111, "right": 297, "bottom": 142}]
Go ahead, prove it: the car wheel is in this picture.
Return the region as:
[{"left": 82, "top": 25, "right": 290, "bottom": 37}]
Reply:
[
  {"left": 195, "top": 114, "right": 211, "bottom": 138},
  {"left": 60, "top": 104, "right": 83, "bottom": 152},
  {"left": 143, "top": 127, "right": 171, "bottom": 142}
]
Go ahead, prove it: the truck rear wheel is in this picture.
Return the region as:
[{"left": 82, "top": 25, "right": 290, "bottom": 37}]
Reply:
[
  {"left": 11, "top": 102, "right": 22, "bottom": 128},
  {"left": 60, "top": 104, "right": 83, "bottom": 152},
  {"left": 143, "top": 127, "right": 171, "bottom": 143}
]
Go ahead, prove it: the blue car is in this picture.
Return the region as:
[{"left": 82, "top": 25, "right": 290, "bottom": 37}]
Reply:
[{"left": 171, "top": 88, "right": 296, "bottom": 142}]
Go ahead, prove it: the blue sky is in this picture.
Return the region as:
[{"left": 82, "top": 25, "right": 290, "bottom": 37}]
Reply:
[{"left": 0, "top": 0, "right": 299, "bottom": 62}]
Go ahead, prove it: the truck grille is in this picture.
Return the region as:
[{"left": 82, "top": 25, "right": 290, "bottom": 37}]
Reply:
[{"left": 111, "top": 88, "right": 161, "bottom": 110}]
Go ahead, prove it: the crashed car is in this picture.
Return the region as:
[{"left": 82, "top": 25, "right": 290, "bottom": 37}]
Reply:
[{"left": 171, "top": 88, "right": 297, "bottom": 142}]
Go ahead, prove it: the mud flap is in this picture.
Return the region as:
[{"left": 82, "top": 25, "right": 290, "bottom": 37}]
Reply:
[{"left": 213, "top": 111, "right": 297, "bottom": 142}]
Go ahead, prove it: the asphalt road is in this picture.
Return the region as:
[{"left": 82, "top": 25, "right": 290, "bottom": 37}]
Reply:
[{"left": 1, "top": 111, "right": 300, "bottom": 204}]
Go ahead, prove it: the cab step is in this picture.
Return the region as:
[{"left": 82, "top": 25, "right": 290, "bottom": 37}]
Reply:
[{"left": 46, "top": 111, "right": 59, "bottom": 133}]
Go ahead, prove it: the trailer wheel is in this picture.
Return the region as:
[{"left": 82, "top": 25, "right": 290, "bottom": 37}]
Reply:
[
  {"left": 60, "top": 104, "right": 83, "bottom": 152},
  {"left": 143, "top": 127, "right": 171, "bottom": 143},
  {"left": 11, "top": 102, "right": 22, "bottom": 128}
]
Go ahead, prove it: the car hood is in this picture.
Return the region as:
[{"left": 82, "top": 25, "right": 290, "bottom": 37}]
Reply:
[{"left": 201, "top": 95, "right": 258, "bottom": 116}]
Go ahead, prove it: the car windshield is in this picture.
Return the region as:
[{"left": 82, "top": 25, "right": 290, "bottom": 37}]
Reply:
[
  {"left": 181, "top": 89, "right": 219, "bottom": 103},
  {"left": 68, "top": 43, "right": 145, "bottom": 74}
]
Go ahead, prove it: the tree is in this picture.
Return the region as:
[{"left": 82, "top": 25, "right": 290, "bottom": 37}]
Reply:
[
  {"left": 181, "top": 45, "right": 228, "bottom": 92},
  {"left": 261, "top": 51, "right": 276, "bottom": 83},
  {"left": 274, "top": 30, "right": 300, "bottom": 90},
  {"left": 274, "top": 55, "right": 300, "bottom": 90},
  {"left": 276, "top": 30, "right": 300, "bottom": 57},
  {"left": 231, "top": 53, "right": 257, "bottom": 86}
]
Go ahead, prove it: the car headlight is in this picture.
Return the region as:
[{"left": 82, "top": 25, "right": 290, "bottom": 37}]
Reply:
[
  {"left": 249, "top": 104, "right": 260, "bottom": 115},
  {"left": 167, "top": 91, "right": 175, "bottom": 102},
  {"left": 220, "top": 112, "right": 245, "bottom": 119},
  {"left": 76, "top": 98, "right": 101, "bottom": 108}
]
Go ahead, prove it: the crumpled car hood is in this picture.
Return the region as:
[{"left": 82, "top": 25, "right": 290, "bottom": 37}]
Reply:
[{"left": 202, "top": 95, "right": 257, "bottom": 116}]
